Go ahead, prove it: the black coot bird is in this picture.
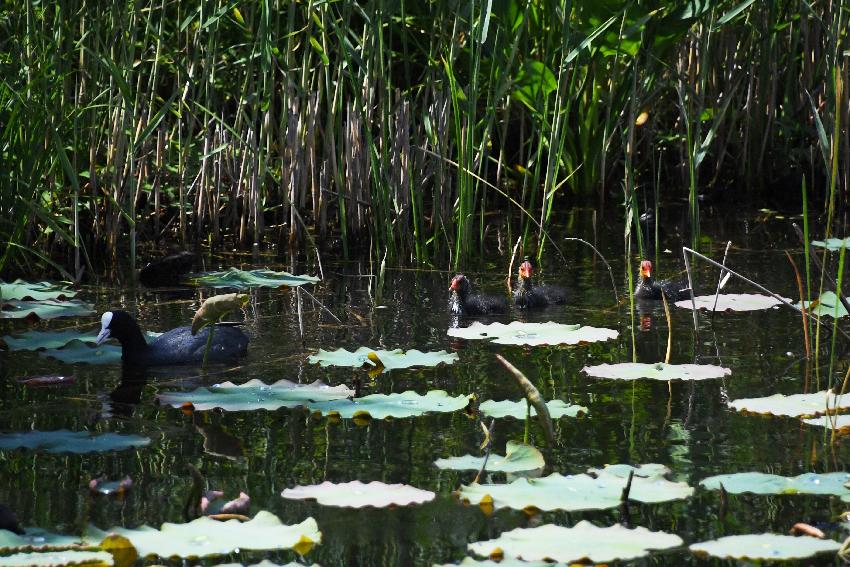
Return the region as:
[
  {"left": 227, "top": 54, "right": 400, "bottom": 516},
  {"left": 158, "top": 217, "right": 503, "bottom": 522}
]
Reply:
[
  {"left": 634, "top": 260, "right": 689, "bottom": 301},
  {"left": 96, "top": 310, "right": 249, "bottom": 367},
  {"left": 448, "top": 275, "right": 507, "bottom": 316},
  {"left": 513, "top": 260, "right": 567, "bottom": 309}
]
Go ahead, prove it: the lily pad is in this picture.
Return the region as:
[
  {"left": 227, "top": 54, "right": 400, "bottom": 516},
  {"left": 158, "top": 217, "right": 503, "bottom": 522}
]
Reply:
[
  {"left": 156, "top": 379, "right": 354, "bottom": 412},
  {"left": 0, "top": 300, "right": 94, "bottom": 320},
  {"left": 194, "top": 268, "right": 319, "bottom": 289},
  {"left": 282, "top": 480, "right": 434, "bottom": 508},
  {"left": 304, "top": 390, "right": 471, "bottom": 419},
  {"left": 0, "top": 430, "right": 150, "bottom": 454},
  {"left": 799, "top": 291, "right": 848, "bottom": 318},
  {"left": 0, "top": 550, "right": 113, "bottom": 566},
  {"left": 457, "top": 464, "right": 692, "bottom": 512},
  {"left": 582, "top": 362, "right": 731, "bottom": 381},
  {"left": 674, "top": 293, "right": 790, "bottom": 312},
  {"left": 700, "top": 471, "right": 850, "bottom": 496},
  {"left": 435, "top": 441, "right": 545, "bottom": 473},
  {"left": 812, "top": 237, "right": 850, "bottom": 251},
  {"left": 803, "top": 414, "right": 850, "bottom": 432},
  {"left": 38, "top": 331, "right": 162, "bottom": 365},
  {"left": 728, "top": 390, "right": 850, "bottom": 417},
  {"left": 308, "top": 347, "right": 458, "bottom": 371},
  {"left": 478, "top": 400, "right": 587, "bottom": 419},
  {"left": 0, "top": 528, "right": 82, "bottom": 552},
  {"left": 689, "top": 534, "right": 840, "bottom": 561},
  {"left": 2, "top": 330, "right": 99, "bottom": 351},
  {"left": 83, "top": 511, "right": 320, "bottom": 559},
  {"left": 447, "top": 321, "right": 618, "bottom": 346},
  {"left": 0, "top": 280, "right": 76, "bottom": 301},
  {"left": 435, "top": 559, "right": 560, "bottom": 567},
  {"left": 468, "top": 521, "right": 683, "bottom": 563}
]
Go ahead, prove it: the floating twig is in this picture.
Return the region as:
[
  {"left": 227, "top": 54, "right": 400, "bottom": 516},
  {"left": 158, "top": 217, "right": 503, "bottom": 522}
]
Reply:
[
  {"left": 473, "top": 419, "right": 496, "bottom": 484},
  {"left": 711, "top": 241, "right": 733, "bottom": 314},
  {"left": 495, "top": 354, "right": 555, "bottom": 447}
]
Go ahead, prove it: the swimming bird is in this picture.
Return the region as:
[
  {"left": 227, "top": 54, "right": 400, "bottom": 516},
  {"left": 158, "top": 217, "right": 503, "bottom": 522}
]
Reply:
[
  {"left": 448, "top": 275, "right": 508, "bottom": 316},
  {"left": 513, "top": 260, "right": 568, "bottom": 309},
  {"left": 634, "top": 260, "right": 689, "bottom": 301}
]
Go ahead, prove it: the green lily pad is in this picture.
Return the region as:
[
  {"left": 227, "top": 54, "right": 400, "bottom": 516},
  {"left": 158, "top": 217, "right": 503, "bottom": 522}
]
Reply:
[
  {"left": 0, "top": 280, "right": 76, "bottom": 301},
  {"left": 0, "top": 300, "right": 94, "bottom": 320},
  {"left": 37, "top": 332, "right": 162, "bottom": 364},
  {"left": 674, "top": 293, "right": 790, "bottom": 312},
  {"left": 799, "top": 291, "right": 848, "bottom": 318},
  {"left": 435, "top": 560, "right": 560, "bottom": 567},
  {"left": 156, "top": 379, "right": 354, "bottom": 411},
  {"left": 282, "top": 480, "right": 434, "bottom": 508},
  {"left": 457, "top": 464, "right": 692, "bottom": 512},
  {"left": 215, "top": 562, "right": 318, "bottom": 567},
  {"left": 308, "top": 347, "right": 458, "bottom": 371},
  {"left": 2, "top": 330, "right": 99, "bottom": 351},
  {"left": 812, "top": 237, "right": 850, "bottom": 251},
  {"left": 0, "top": 550, "right": 113, "bottom": 566},
  {"left": 447, "top": 321, "right": 617, "bottom": 346},
  {"left": 435, "top": 441, "right": 544, "bottom": 473},
  {"left": 729, "top": 390, "right": 850, "bottom": 417},
  {"left": 690, "top": 534, "right": 840, "bottom": 561},
  {"left": 194, "top": 268, "right": 319, "bottom": 289},
  {"left": 304, "top": 390, "right": 471, "bottom": 419},
  {"left": 700, "top": 471, "right": 850, "bottom": 496},
  {"left": 83, "top": 511, "right": 320, "bottom": 559},
  {"left": 478, "top": 400, "right": 587, "bottom": 419},
  {"left": 582, "top": 362, "right": 731, "bottom": 381},
  {"left": 0, "top": 430, "right": 150, "bottom": 454},
  {"left": 0, "top": 528, "right": 82, "bottom": 552},
  {"left": 803, "top": 414, "right": 850, "bottom": 431},
  {"left": 468, "top": 521, "right": 683, "bottom": 563}
]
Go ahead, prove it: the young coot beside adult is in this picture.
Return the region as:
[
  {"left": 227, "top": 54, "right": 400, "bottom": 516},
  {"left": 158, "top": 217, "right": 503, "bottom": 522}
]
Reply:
[
  {"left": 512, "top": 260, "right": 567, "bottom": 309},
  {"left": 448, "top": 274, "right": 508, "bottom": 316},
  {"left": 634, "top": 260, "right": 689, "bottom": 301},
  {"left": 95, "top": 310, "right": 249, "bottom": 367}
]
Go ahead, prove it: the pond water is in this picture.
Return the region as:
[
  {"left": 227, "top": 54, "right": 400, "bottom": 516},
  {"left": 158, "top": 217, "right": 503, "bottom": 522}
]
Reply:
[{"left": 1, "top": 203, "right": 848, "bottom": 565}]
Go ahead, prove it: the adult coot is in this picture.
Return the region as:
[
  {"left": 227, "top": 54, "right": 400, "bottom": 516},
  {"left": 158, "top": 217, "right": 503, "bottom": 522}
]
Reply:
[
  {"left": 513, "top": 260, "right": 567, "bottom": 309},
  {"left": 448, "top": 275, "right": 508, "bottom": 316},
  {"left": 634, "top": 260, "right": 689, "bottom": 301},
  {"left": 96, "top": 310, "right": 249, "bottom": 367}
]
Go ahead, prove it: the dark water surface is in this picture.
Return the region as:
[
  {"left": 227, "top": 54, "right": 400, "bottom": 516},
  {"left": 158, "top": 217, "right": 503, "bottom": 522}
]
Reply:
[{"left": 1, "top": 204, "right": 848, "bottom": 565}]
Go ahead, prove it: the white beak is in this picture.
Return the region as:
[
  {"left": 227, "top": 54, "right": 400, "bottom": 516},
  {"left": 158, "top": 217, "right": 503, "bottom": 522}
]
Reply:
[
  {"left": 96, "top": 311, "right": 113, "bottom": 345},
  {"left": 95, "top": 328, "right": 111, "bottom": 345}
]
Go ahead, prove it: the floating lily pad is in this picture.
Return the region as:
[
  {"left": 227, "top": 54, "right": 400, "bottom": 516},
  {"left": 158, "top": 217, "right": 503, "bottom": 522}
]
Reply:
[
  {"left": 0, "top": 528, "right": 82, "bottom": 552},
  {"left": 435, "top": 441, "right": 544, "bottom": 473},
  {"left": 2, "top": 330, "right": 99, "bottom": 351},
  {"left": 0, "top": 550, "right": 113, "bottom": 566},
  {"left": 799, "top": 291, "right": 848, "bottom": 318},
  {"left": 435, "top": 559, "right": 559, "bottom": 567},
  {"left": 468, "top": 521, "right": 683, "bottom": 563},
  {"left": 582, "top": 362, "right": 731, "bottom": 381},
  {"left": 83, "top": 511, "right": 320, "bottom": 559},
  {"left": 803, "top": 414, "right": 850, "bottom": 432},
  {"left": 478, "top": 400, "right": 587, "bottom": 419},
  {"left": 700, "top": 471, "right": 850, "bottom": 496},
  {"left": 194, "top": 268, "right": 319, "bottom": 289},
  {"left": 156, "top": 379, "right": 354, "bottom": 412},
  {"left": 447, "top": 321, "right": 617, "bottom": 346},
  {"left": 690, "top": 534, "right": 840, "bottom": 561},
  {"left": 812, "top": 237, "right": 850, "bottom": 251},
  {"left": 729, "top": 390, "right": 850, "bottom": 417},
  {"left": 0, "top": 280, "right": 76, "bottom": 301},
  {"left": 0, "top": 300, "right": 94, "bottom": 320},
  {"left": 304, "top": 390, "right": 471, "bottom": 419},
  {"left": 674, "top": 293, "right": 790, "bottom": 312},
  {"left": 457, "top": 464, "right": 692, "bottom": 512},
  {"left": 282, "top": 481, "right": 434, "bottom": 508},
  {"left": 0, "top": 430, "right": 150, "bottom": 454},
  {"left": 38, "top": 331, "right": 162, "bottom": 365},
  {"left": 308, "top": 347, "right": 458, "bottom": 371}
]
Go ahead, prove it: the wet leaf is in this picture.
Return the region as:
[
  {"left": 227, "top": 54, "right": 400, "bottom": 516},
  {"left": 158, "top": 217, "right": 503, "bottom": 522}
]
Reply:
[
  {"left": 0, "top": 550, "right": 113, "bottom": 566},
  {"left": 700, "top": 471, "right": 850, "bottom": 496},
  {"left": 194, "top": 268, "right": 320, "bottom": 289},
  {"left": 282, "top": 481, "right": 434, "bottom": 508},
  {"left": 674, "top": 293, "right": 789, "bottom": 312},
  {"left": 799, "top": 291, "right": 848, "bottom": 318},
  {"left": 478, "top": 399, "right": 587, "bottom": 419},
  {"left": 308, "top": 347, "right": 458, "bottom": 371},
  {"left": 582, "top": 362, "right": 731, "bottom": 381},
  {"left": 39, "top": 332, "right": 162, "bottom": 365},
  {"left": 156, "top": 379, "right": 354, "bottom": 412},
  {"left": 0, "top": 528, "right": 82, "bottom": 553},
  {"left": 0, "top": 430, "right": 150, "bottom": 454},
  {"left": 0, "top": 300, "right": 94, "bottom": 320},
  {"left": 447, "top": 321, "right": 618, "bottom": 346},
  {"left": 304, "top": 390, "right": 471, "bottom": 419},
  {"left": 689, "top": 534, "right": 840, "bottom": 560},
  {"left": 192, "top": 293, "right": 249, "bottom": 334},
  {"left": 728, "top": 390, "right": 850, "bottom": 417},
  {"left": 0, "top": 280, "right": 76, "bottom": 301},
  {"left": 812, "top": 237, "right": 850, "bottom": 251},
  {"left": 435, "top": 441, "right": 544, "bottom": 473}
]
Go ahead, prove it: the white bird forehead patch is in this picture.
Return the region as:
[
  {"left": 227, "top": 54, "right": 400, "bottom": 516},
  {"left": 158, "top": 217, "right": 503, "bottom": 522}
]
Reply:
[{"left": 100, "top": 311, "right": 113, "bottom": 329}]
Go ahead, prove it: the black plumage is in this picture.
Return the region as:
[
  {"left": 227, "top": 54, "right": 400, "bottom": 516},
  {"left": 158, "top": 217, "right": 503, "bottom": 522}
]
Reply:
[
  {"left": 513, "top": 260, "right": 567, "bottom": 309},
  {"left": 448, "top": 275, "right": 508, "bottom": 316}
]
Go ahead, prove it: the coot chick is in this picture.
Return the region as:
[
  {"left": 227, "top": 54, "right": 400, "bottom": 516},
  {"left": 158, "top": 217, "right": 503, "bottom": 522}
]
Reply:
[
  {"left": 139, "top": 251, "right": 196, "bottom": 287},
  {"left": 513, "top": 260, "right": 567, "bottom": 309},
  {"left": 448, "top": 275, "right": 508, "bottom": 316},
  {"left": 96, "top": 310, "right": 249, "bottom": 367},
  {"left": 634, "top": 260, "right": 689, "bottom": 301}
]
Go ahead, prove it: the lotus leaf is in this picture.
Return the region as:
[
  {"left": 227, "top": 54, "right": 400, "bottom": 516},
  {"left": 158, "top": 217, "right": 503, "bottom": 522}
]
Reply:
[
  {"left": 0, "top": 300, "right": 94, "bottom": 320},
  {"left": 0, "top": 430, "right": 150, "bottom": 454},
  {"left": 0, "top": 280, "right": 76, "bottom": 301},
  {"left": 38, "top": 331, "right": 162, "bottom": 365},
  {"left": 194, "top": 268, "right": 319, "bottom": 289},
  {"left": 3, "top": 330, "right": 100, "bottom": 351},
  {"left": 0, "top": 528, "right": 82, "bottom": 552},
  {"left": 308, "top": 347, "right": 458, "bottom": 371},
  {"left": 446, "top": 321, "right": 618, "bottom": 346},
  {"left": 435, "top": 559, "right": 560, "bottom": 567},
  {"left": 799, "top": 291, "right": 848, "bottom": 318},
  {"left": 812, "top": 237, "right": 850, "bottom": 251},
  {"left": 728, "top": 390, "right": 850, "bottom": 417},
  {"left": 699, "top": 471, "right": 850, "bottom": 496},
  {"left": 689, "top": 534, "right": 840, "bottom": 561},
  {"left": 0, "top": 550, "right": 113, "bottom": 566},
  {"left": 478, "top": 399, "right": 587, "bottom": 419},
  {"left": 83, "top": 511, "right": 320, "bottom": 559},
  {"left": 282, "top": 480, "right": 434, "bottom": 508},
  {"left": 467, "top": 521, "right": 683, "bottom": 563},
  {"left": 803, "top": 414, "right": 850, "bottom": 431},
  {"left": 457, "top": 465, "right": 692, "bottom": 512},
  {"left": 304, "top": 390, "right": 471, "bottom": 419},
  {"left": 157, "top": 379, "right": 354, "bottom": 412},
  {"left": 582, "top": 362, "right": 731, "bottom": 381},
  {"left": 435, "top": 441, "right": 544, "bottom": 473},
  {"left": 674, "top": 293, "right": 789, "bottom": 312}
]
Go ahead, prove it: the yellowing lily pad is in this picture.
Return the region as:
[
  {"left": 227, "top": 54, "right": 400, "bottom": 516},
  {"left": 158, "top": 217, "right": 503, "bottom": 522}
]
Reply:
[
  {"left": 689, "top": 534, "right": 840, "bottom": 561},
  {"left": 812, "top": 237, "right": 850, "bottom": 251},
  {"left": 308, "top": 347, "right": 458, "bottom": 371},
  {"left": 799, "top": 291, "right": 848, "bottom": 318},
  {"left": 156, "top": 379, "right": 354, "bottom": 412},
  {"left": 83, "top": 511, "right": 320, "bottom": 559},
  {"left": 0, "top": 300, "right": 94, "bottom": 320},
  {"left": 194, "top": 268, "right": 319, "bottom": 289},
  {"left": 468, "top": 521, "right": 683, "bottom": 563},
  {"left": 674, "top": 293, "right": 790, "bottom": 312},
  {"left": 0, "top": 550, "right": 113, "bottom": 566},
  {"left": 435, "top": 441, "right": 545, "bottom": 473},
  {"left": 700, "top": 471, "right": 850, "bottom": 496},
  {"left": 0, "top": 528, "right": 82, "bottom": 552},
  {"left": 0, "top": 430, "right": 150, "bottom": 454},
  {"left": 582, "top": 362, "right": 731, "bottom": 381},
  {"left": 478, "top": 400, "right": 587, "bottom": 419},
  {"left": 304, "top": 390, "right": 471, "bottom": 419},
  {"left": 0, "top": 280, "right": 76, "bottom": 301},
  {"left": 728, "top": 390, "right": 850, "bottom": 417},
  {"left": 282, "top": 480, "right": 434, "bottom": 508},
  {"left": 447, "top": 321, "right": 618, "bottom": 346}
]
